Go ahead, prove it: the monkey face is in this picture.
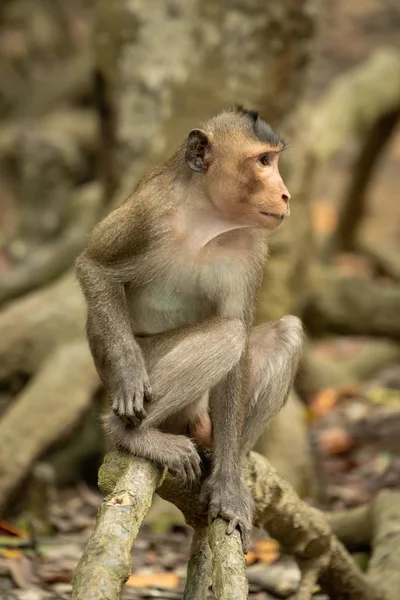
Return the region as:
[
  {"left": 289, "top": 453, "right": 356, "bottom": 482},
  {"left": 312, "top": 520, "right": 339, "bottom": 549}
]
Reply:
[
  {"left": 185, "top": 109, "right": 291, "bottom": 231},
  {"left": 205, "top": 142, "right": 290, "bottom": 231}
]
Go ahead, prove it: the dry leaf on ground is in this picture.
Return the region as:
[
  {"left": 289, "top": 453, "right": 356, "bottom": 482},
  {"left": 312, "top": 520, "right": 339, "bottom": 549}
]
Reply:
[
  {"left": 254, "top": 539, "right": 280, "bottom": 564},
  {"left": 319, "top": 427, "right": 354, "bottom": 456},
  {"left": 126, "top": 572, "right": 179, "bottom": 589},
  {"left": 310, "top": 388, "right": 339, "bottom": 419}
]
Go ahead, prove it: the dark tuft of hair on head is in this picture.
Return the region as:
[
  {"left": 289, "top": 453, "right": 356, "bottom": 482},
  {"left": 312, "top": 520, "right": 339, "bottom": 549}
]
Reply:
[
  {"left": 235, "top": 104, "right": 259, "bottom": 124},
  {"left": 235, "top": 104, "right": 284, "bottom": 148}
]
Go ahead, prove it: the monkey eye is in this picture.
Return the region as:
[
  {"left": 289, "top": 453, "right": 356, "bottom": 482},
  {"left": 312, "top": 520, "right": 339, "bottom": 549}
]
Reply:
[{"left": 258, "top": 152, "right": 275, "bottom": 166}]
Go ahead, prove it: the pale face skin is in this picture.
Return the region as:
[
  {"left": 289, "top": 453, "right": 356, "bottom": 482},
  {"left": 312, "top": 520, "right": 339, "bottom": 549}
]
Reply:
[
  {"left": 177, "top": 135, "right": 290, "bottom": 259},
  {"left": 204, "top": 139, "right": 290, "bottom": 231}
]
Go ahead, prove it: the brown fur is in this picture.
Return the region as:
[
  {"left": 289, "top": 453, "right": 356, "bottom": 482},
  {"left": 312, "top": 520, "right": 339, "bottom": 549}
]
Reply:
[{"left": 76, "top": 108, "right": 301, "bottom": 552}]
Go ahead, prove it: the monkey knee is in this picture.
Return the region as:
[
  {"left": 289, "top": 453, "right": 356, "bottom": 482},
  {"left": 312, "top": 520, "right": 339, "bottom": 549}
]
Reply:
[
  {"left": 278, "top": 314, "right": 302, "bottom": 332},
  {"left": 102, "top": 411, "right": 134, "bottom": 447},
  {"left": 276, "top": 315, "right": 303, "bottom": 351}
]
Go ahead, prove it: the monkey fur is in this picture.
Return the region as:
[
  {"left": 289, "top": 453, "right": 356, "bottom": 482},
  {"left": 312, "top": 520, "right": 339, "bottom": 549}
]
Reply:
[{"left": 76, "top": 106, "right": 303, "bottom": 551}]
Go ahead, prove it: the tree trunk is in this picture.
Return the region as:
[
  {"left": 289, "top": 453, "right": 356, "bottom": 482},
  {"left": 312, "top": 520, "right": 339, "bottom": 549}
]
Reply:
[{"left": 95, "top": 0, "right": 321, "bottom": 317}]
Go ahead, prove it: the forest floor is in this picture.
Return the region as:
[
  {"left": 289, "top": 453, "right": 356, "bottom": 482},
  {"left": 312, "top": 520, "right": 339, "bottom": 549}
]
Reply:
[{"left": 1, "top": 356, "right": 400, "bottom": 600}]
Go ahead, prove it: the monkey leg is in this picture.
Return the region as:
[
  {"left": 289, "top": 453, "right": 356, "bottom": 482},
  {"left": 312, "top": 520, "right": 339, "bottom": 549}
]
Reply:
[
  {"left": 103, "top": 317, "right": 246, "bottom": 483},
  {"left": 241, "top": 315, "right": 303, "bottom": 457},
  {"left": 138, "top": 316, "right": 246, "bottom": 427}
]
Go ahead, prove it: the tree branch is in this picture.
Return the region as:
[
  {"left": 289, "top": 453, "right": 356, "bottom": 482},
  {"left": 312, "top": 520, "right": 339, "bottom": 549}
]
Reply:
[
  {"left": 72, "top": 457, "right": 163, "bottom": 600},
  {"left": 208, "top": 519, "right": 247, "bottom": 600},
  {"left": 327, "top": 490, "right": 400, "bottom": 600},
  {"left": 183, "top": 526, "right": 212, "bottom": 600},
  {"left": 326, "top": 109, "right": 400, "bottom": 256},
  {"left": 72, "top": 450, "right": 386, "bottom": 600},
  {"left": 0, "top": 342, "right": 98, "bottom": 513}
]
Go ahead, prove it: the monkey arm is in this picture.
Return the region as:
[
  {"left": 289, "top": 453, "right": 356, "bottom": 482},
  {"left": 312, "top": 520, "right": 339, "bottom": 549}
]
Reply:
[{"left": 75, "top": 253, "right": 151, "bottom": 424}]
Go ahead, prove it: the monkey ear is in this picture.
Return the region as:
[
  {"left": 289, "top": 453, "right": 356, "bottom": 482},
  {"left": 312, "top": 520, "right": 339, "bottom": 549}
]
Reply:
[{"left": 185, "top": 129, "right": 211, "bottom": 173}]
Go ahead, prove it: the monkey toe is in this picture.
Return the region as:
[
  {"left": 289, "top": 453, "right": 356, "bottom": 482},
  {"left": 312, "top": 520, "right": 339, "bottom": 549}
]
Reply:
[
  {"left": 177, "top": 453, "right": 201, "bottom": 486},
  {"left": 187, "top": 455, "right": 201, "bottom": 483},
  {"left": 225, "top": 514, "right": 252, "bottom": 553},
  {"left": 166, "top": 439, "right": 201, "bottom": 486},
  {"left": 199, "top": 482, "right": 212, "bottom": 511},
  {"left": 226, "top": 517, "right": 239, "bottom": 535},
  {"left": 237, "top": 523, "right": 251, "bottom": 554}
]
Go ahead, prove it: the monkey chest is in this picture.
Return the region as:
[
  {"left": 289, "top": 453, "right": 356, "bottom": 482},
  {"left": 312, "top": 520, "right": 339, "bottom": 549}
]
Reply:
[{"left": 129, "top": 257, "right": 247, "bottom": 335}]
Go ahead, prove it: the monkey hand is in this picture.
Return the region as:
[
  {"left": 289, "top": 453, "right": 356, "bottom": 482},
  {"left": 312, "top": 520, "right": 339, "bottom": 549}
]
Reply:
[
  {"left": 111, "top": 357, "right": 152, "bottom": 426},
  {"left": 200, "top": 472, "right": 254, "bottom": 553},
  {"left": 163, "top": 436, "right": 202, "bottom": 485}
]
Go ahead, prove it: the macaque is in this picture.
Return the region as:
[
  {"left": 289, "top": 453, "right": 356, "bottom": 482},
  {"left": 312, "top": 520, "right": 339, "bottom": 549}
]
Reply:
[{"left": 76, "top": 106, "right": 303, "bottom": 551}]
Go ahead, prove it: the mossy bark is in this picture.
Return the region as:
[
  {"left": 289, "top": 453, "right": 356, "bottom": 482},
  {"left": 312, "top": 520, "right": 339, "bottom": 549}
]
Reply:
[
  {"left": 72, "top": 456, "right": 163, "bottom": 600},
  {"left": 183, "top": 526, "right": 212, "bottom": 600},
  {"left": 74, "top": 449, "right": 384, "bottom": 600},
  {"left": 209, "top": 519, "right": 248, "bottom": 600}
]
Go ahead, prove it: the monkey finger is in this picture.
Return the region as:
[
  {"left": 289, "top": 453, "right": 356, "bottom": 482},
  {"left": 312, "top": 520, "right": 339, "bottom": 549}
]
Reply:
[
  {"left": 124, "top": 387, "right": 144, "bottom": 418},
  {"left": 119, "top": 390, "right": 136, "bottom": 418},
  {"left": 144, "top": 389, "right": 153, "bottom": 404},
  {"left": 188, "top": 452, "right": 201, "bottom": 479},
  {"left": 193, "top": 461, "right": 202, "bottom": 480},
  {"left": 112, "top": 395, "right": 127, "bottom": 418},
  {"left": 133, "top": 402, "right": 147, "bottom": 422},
  {"left": 143, "top": 380, "right": 153, "bottom": 401},
  {"left": 183, "top": 465, "right": 195, "bottom": 486}
]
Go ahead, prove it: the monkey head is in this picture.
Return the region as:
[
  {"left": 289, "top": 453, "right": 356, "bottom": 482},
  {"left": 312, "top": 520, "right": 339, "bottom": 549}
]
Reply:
[{"left": 185, "top": 106, "right": 290, "bottom": 230}]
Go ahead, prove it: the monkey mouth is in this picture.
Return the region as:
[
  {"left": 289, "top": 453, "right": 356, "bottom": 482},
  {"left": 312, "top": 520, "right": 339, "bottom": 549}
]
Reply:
[{"left": 259, "top": 211, "right": 286, "bottom": 220}]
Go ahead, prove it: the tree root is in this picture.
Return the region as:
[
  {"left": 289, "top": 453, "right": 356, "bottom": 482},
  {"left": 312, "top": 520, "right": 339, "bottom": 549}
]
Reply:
[
  {"left": 0, "top": 183, "right": 101, "bottom": 307},
  {"left": 309, "top": 50, "right": 400, "bottom": 164},
  {"left": 0, "top": 274, "right": 100, "bottom": 512},
  {"left": 326, "top": 504, "right": 371, "bottom": 550},
  {"left": 299, "top": 337, "right": 400, "bottom": 399},
  {"left": 72, "top": 449, "right": 386, "bottom": 600},
  {"left": 305, "top": 268, "right": 400, "bottom": 338},
  {"left": 327, "top": 491, "right": 400, "bottom": 600},
  {"left": 0, "top": 274, "right": 85, "bottom": 380},
  {"left": 72, "top": 457, "right": 162, "bottom": 600},
  {"left": 322, "top": 108, "right": 399, "bottom": 259},
  {"left": 296, "top": 555, "right": 330, "bottom": 600},
  {"left": 208, "top": 519, "right": 247, "bottom": 600},
  {"left": 361, "top": 242, "right": 400, "bottom": 282},
  {"left": 0, "top": 341, "right": 98, "bottom": 511},
  {"left": 183, "top": 526, "right": 212, "bottom": 600}
]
